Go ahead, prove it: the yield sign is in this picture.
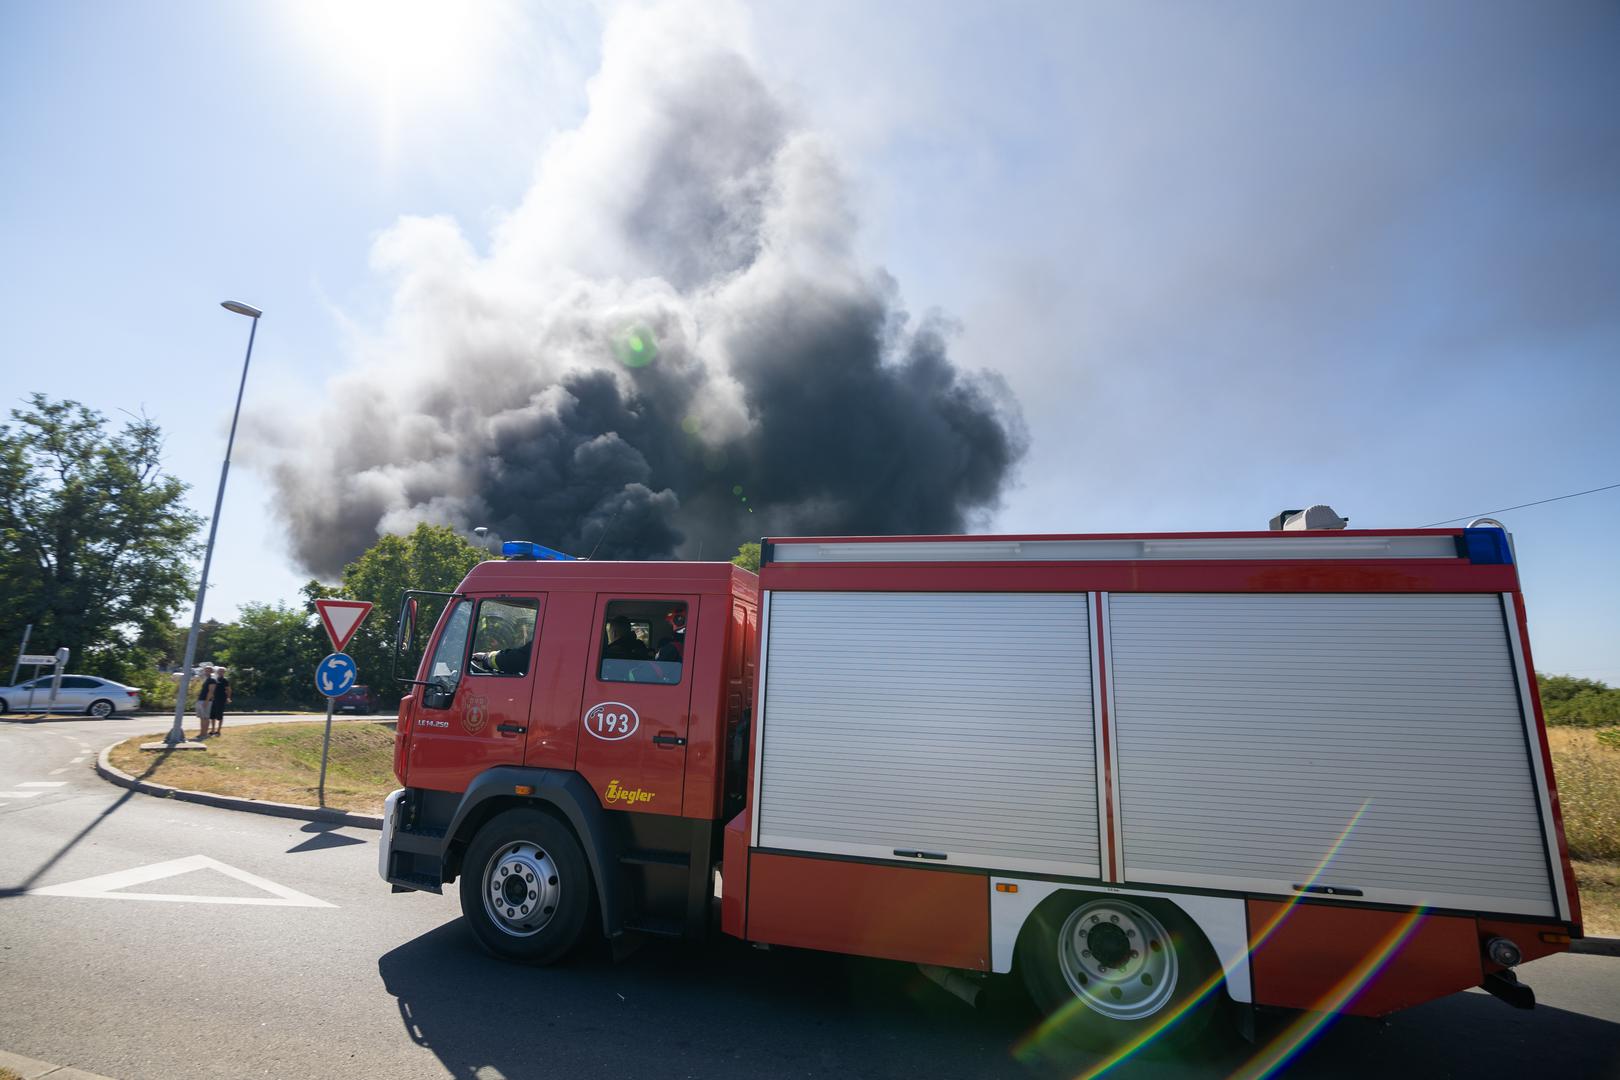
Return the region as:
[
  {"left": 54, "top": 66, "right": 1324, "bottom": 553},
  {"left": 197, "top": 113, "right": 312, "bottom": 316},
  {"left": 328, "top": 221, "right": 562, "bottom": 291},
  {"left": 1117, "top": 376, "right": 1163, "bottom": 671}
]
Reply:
[{"left": 315, "top": 598, "right": 374, "bottom": 652}]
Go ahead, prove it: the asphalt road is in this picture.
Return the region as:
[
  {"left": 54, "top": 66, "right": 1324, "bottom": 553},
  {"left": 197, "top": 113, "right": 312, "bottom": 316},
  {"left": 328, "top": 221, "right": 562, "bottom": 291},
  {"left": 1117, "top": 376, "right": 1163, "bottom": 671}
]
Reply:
[{"left": 1, "top": 713, "right": 1617, "bottom": 1080}]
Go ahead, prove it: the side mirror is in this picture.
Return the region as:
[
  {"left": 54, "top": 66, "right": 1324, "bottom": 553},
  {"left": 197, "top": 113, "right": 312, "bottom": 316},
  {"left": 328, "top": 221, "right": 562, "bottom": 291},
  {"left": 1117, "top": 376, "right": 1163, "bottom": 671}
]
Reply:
[
  {"left": 393, "top": 595, "right": 420, "bottom": 684},
  {"left": 397, "top": 596, "right": 419, "bottom": 656}
]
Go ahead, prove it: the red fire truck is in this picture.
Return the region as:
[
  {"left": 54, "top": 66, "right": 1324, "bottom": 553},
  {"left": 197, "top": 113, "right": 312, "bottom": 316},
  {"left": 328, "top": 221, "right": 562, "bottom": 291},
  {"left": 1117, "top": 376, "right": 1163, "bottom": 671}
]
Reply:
[{"left": 379, "top": 525, "right": 1580, "bottom": 1046}]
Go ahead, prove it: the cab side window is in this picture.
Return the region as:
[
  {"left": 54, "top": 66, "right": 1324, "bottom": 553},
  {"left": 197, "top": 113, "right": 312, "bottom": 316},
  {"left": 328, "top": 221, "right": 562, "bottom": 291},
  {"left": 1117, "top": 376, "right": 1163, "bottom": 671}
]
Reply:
[
  {"left": 423, "top": 600, "right": 472, "bottom": 709},
  {"left": 468, "top": 598, "right": 538, "bottom": 677},
  {"left": 598, "top": 600, "right": 686, "bottom": 685}
]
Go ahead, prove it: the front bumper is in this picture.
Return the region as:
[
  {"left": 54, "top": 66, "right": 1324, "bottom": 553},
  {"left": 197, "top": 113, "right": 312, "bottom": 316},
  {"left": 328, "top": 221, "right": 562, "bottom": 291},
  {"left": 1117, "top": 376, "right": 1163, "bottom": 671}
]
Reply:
[{"left": 378, "top": 788, "right": 405, "bottom": 883}]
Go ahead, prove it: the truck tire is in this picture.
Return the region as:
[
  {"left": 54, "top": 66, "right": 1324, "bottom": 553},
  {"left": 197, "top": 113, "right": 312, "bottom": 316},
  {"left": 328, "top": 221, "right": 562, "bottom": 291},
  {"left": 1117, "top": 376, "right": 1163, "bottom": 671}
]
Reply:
[
  {"left": 459, "top": 807, "right": 593, "bottom": 965},
  {"left": 1016, "top": 892, "right": 1226, "bottom": 1052}
]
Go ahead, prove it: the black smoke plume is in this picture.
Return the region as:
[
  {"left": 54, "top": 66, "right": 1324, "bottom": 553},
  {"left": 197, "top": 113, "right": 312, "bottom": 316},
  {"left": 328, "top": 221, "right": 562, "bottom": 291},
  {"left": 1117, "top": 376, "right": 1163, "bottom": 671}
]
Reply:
[{"left": 269, "top": 7, "right": 1026, "bottom": 575}]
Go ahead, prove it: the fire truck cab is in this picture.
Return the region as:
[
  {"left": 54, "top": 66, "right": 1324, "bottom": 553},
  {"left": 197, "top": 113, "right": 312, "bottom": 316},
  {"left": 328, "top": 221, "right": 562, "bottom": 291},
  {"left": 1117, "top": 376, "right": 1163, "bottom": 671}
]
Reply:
[
  {"left": 381, "top": 527, "right": 1579, "bottom": 1046},
  {"left": 383, "top": 553, "right": 756, "bottom": 960}
]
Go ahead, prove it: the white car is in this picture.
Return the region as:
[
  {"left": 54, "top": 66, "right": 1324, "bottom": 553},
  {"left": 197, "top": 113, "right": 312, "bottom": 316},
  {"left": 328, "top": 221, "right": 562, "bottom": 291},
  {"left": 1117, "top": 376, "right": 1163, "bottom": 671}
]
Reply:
[{"left": 0, "top": 675, "right": 142, "bottom": 717}]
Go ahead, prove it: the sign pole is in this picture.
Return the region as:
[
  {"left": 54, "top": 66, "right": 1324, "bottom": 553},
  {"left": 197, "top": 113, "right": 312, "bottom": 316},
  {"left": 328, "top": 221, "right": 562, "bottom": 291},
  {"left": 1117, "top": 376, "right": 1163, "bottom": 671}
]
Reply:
[
  {"left": 311, "top": 600, "right": 371, "bottom": 810},
  {"left": 10, "top": 624, "right": 31, "bottom": 687},
  {"left": 45, "top": 647, "right": 68, "bottom": 713},
  {"left": 317, "top": 696, "right": 335, "bottom": 807}
]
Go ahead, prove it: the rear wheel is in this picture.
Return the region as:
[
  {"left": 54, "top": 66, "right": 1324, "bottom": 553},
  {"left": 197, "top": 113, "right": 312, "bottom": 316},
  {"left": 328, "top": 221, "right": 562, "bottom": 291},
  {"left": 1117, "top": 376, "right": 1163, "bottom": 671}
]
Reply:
[
  {"left": 459, "top": 808, "right": 593, "bottom": 964},
  {"left": 1017, "top": 893, "right": 1225, "bottom": 1051},
  {"left": 88, "top": 699, "right": 115, "bottom": 718}
]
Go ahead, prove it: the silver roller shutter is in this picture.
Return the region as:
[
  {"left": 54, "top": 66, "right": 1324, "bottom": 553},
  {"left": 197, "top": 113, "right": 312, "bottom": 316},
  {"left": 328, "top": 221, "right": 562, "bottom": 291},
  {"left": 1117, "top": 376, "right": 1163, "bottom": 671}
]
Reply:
[
  {"left": 757, "top": 591, "right": 1099, "bottom": 877},
  {"left": 1108, "top": 593, "right": 1556, "bottom": 917}
]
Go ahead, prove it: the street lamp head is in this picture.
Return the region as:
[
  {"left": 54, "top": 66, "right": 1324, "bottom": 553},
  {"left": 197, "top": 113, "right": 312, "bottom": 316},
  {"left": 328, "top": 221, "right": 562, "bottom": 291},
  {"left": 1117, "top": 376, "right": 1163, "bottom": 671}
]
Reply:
[{"left": 221, "top": 300, "right": 262, "bottom": 318}]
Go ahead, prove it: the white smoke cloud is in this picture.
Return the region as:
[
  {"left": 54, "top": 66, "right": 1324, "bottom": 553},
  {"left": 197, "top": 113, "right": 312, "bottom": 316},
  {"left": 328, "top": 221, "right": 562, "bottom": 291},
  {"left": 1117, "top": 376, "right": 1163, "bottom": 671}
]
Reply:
[{"left": 268, "top": 2, "right": 1026, "bottom": 574}]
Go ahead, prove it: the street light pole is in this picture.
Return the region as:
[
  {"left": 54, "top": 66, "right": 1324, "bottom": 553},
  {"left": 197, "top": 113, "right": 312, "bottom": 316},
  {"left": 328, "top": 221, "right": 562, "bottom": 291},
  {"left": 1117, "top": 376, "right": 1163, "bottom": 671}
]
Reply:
[{"left": 166, "top": 301, "right": 263, "bottom": 745}]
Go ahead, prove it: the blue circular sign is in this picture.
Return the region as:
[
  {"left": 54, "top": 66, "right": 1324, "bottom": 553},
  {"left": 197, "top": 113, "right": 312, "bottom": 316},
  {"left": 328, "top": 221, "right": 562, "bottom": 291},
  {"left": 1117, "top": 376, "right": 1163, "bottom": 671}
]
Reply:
[{"left": 315, "top": 652, "right": 358, "bottom": 698}]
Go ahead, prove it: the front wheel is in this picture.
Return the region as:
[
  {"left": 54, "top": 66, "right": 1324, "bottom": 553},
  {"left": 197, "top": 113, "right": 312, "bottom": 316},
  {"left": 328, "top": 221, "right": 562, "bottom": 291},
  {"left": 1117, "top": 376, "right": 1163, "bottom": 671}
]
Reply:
[
  {"left": 459, "top": 808, "right": 593, "bottom": 965},
  {"left": 1017, "top": 893, "right": 1225, "bottom": 1052},
  {"left": 88, "top": 699, "right": 115, "bottom": 718}
]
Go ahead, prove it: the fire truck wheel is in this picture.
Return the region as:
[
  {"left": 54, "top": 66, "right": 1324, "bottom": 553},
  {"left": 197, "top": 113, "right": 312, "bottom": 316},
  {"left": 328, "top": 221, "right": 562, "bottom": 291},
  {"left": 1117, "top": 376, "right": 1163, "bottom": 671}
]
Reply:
[
  {"left": 1016, "top": 893, "right": 1225, "bottom": 1051},
  {"left": 460, "top": 808, "right": 593, "bottom": 964}
]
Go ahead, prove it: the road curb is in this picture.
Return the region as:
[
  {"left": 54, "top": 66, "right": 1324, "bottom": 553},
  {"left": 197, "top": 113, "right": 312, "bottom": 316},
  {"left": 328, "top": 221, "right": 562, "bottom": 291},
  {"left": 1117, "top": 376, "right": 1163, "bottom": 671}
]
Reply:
[
  {"left": 1570, "top": 935, "right": 1620, "bottom": 957},
  {"left": 0, "top": 1047, "right": 120, "bottom": 1080},
  {"left": 95, "top": 744, "right": 384, "bottom": 831}
]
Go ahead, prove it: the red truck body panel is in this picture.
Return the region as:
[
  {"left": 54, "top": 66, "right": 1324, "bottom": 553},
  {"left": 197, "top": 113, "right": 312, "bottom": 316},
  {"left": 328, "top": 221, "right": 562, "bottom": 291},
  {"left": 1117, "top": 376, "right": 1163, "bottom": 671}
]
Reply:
[{"left": 389, "top": 527, "right": 1576, "bottom": 1025}]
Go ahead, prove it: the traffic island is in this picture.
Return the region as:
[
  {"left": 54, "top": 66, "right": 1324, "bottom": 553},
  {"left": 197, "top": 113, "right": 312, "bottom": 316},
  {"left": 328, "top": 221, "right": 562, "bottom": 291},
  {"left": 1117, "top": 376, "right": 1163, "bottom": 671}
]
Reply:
[
  {"left": 138, "top": 739, "right": 207, "bottom": 751},
  {"left": 98, "top": 720, "right": 392, "bottom": 829}
]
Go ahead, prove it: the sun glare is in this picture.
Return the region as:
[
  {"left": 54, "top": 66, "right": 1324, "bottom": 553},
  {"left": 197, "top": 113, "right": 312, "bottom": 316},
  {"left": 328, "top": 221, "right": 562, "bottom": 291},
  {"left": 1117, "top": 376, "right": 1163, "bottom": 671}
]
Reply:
[{"left": 292, "top": 0, "right": 506, "bottom": 153}]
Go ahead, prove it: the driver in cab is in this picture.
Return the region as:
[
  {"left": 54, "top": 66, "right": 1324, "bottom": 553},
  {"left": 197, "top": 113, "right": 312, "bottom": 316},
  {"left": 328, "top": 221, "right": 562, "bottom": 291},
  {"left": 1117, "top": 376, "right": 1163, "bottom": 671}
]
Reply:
[{"left": 471, "top": 638, "right": 532, "bottom": 676}]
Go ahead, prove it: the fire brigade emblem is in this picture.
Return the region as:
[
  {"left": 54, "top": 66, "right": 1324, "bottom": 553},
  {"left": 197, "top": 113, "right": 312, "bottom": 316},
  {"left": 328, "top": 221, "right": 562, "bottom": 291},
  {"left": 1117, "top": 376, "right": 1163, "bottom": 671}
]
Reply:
[{"left": 463, "top": 695, "right": 489, "bottom": 735}]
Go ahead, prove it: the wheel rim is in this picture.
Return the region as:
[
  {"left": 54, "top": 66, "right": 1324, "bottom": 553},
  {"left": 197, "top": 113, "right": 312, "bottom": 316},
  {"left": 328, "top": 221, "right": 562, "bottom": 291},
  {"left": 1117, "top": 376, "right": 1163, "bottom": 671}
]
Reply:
[
  {"left": 482, "top": 840, "right": 562, "bottom": 938},
  {"left": 91, "top": 701, "right": 112, "bottom": 717},
  {"left": 1056, "top": 898, "right": 1179, "bottom": 1021}
]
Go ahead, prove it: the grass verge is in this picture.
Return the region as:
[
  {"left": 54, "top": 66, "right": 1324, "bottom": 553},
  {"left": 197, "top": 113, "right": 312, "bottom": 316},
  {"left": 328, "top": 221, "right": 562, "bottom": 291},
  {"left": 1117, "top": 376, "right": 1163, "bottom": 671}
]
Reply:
[
  {"left": 108, "top": 720, "right": 397, "bottom": 814},
  {"left": 1548, "top": 727, "right": 1620, "bottom": 935}
]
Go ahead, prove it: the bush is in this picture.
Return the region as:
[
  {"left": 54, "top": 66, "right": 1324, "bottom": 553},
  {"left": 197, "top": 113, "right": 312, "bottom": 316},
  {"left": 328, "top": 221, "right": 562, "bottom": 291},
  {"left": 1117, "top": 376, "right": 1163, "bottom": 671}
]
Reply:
[
  {"left": 1538, "top": 674, "right": 1620, "bottom": 728},
  {"left": 127, "top": 669, "right": 182, "bottom": 712}
]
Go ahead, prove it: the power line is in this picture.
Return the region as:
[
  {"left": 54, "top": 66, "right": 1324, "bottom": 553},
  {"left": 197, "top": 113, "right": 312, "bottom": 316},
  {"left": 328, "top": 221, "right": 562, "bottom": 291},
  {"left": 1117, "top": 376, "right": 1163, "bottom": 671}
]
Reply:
[{"left": 1419, "top": 481, "right": 1620, "bottom": 528}]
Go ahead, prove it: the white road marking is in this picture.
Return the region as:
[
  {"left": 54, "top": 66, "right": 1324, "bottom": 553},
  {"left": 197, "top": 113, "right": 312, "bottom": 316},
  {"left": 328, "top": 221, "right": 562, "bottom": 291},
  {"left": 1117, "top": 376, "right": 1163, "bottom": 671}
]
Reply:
[
  {"left": 20, "top": 781, "right": 66, "bottom": 788},
  {"left": 71, "top": 756, "right": 87, "bottom": 764},
  {"left": 0, "top": 791, "right": 43, "bottom": 798},
  {"left": 28, "top": 854, "right": 337, "bottom": 908},
  {"left": 49, "top": 768, "right": 68, "bottom": 775}
]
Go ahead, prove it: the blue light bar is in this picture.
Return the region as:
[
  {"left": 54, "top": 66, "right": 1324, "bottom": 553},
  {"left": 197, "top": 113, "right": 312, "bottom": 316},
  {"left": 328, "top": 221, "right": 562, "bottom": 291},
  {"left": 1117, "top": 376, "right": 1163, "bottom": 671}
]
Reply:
[
  {"left": 1460, "top": 527, "right": 1513, "bottom": 565},
  {"left": 502, "top": 540, "right": 576, "bottom": 561}
]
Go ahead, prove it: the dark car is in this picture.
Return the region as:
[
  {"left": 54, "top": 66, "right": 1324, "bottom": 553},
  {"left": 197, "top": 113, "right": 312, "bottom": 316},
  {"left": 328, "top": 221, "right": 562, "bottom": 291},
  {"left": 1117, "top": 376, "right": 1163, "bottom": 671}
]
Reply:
[{"left": 335, "top": 685, "right": 379, "bottom": 714}]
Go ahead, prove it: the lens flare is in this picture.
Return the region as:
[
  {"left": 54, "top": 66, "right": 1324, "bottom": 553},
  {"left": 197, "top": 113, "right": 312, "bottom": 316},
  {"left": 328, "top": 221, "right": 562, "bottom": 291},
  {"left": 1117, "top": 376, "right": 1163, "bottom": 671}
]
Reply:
[
  {"left": 613, "top": 325, "right": 658, "bottom": 368},
  {"left": 1017, "top": 800, "right": 1376, "bottom": 1079},
  {"left": 1228, "top": 907, "right": 1428, "bottom": 1080}
]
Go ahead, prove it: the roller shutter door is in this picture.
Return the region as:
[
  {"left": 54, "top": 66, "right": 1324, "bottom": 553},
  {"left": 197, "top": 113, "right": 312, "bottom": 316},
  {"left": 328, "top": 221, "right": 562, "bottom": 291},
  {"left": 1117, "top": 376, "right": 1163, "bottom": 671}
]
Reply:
[
  {"left": 757, "top": 592, "right": 1099, "bottom": 877},
  {"left": 1108, "top": 593, "right": 1556, "bottom": 917}
]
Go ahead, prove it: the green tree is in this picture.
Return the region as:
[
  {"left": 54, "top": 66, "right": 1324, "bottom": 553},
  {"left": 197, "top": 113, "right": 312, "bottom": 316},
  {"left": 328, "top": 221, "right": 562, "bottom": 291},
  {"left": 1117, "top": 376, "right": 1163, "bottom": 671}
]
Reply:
[
  {"left": 0, "top": 394, "right": 202, "bottom": 678},
  {"left": 217, "top": 602, "right": 326, "bottom": 708},
  {"left": 323, "top": 523, "right": 484, "bottom": 706},
  {"left": 731, "top": 542, "right": 761, "bottom": 573}
]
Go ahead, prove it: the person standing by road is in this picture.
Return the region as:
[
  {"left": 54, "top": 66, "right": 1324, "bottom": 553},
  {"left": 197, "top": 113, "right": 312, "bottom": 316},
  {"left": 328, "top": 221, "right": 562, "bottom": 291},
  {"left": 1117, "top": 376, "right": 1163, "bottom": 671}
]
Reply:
[
  {"left": 207, "top": 668, "right": 231, "bottom": 737},
  {"left": 194, "top": 665, "right": 216, "bottom": 740}
]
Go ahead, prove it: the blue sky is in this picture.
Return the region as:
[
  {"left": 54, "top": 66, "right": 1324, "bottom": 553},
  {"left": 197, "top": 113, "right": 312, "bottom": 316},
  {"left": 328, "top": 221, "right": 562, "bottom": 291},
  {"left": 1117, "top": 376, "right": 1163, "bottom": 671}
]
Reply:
[{"left": 2, "top": 1, "right": 1616, "bottom": 681}]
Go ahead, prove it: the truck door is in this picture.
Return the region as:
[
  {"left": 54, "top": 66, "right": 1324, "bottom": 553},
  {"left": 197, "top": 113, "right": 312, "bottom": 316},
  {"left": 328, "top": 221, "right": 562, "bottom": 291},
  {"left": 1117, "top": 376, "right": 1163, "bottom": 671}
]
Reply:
[
  {"left": 575, "top": 595, "right": 697, "bottom": 817},
  {"left": 408, "top": 595, "right": 544, "bottom": 793}
]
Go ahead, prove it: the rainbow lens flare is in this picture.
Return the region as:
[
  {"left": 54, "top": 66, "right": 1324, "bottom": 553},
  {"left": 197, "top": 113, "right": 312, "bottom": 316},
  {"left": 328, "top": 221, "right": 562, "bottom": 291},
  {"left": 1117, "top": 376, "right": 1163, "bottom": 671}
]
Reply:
[{"left": 1017, "top": 800, "right": 1381, "bottom": 1079}]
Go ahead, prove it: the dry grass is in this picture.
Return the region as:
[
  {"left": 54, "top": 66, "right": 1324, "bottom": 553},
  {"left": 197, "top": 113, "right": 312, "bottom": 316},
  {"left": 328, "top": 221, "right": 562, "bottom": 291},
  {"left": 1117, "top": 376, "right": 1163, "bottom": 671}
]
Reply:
[
  {"left": 1572, "top": 859, "right": 1620, "bottom": 937},
  {"left": 1548, "top": 728, "right": 1620, "bottom": 860},
  {"left": 0, "top": 1068, "right": 24, "bottom": 1080},
  {"left": 109, "top": 720, "right": 397, "bottom": 814},
  {"left": 1547, "top": 727, "right": 1620, "bottom": 935}
]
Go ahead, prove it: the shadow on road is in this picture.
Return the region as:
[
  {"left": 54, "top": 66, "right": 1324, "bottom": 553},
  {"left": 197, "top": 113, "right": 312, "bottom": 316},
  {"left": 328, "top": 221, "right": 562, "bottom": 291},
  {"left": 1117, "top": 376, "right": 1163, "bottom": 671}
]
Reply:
[
  {"left": 287, "top": 821, "right": 369, "bottom": 854},
  {"left": 0, "top": 743, "right": 174, "bottom": 897},
  {"left": 377, "top": 922, "right": 1260, "bottom": 1080},
  {"left": 377, "top": 920, "right": 1620, "bottom": 1080}
]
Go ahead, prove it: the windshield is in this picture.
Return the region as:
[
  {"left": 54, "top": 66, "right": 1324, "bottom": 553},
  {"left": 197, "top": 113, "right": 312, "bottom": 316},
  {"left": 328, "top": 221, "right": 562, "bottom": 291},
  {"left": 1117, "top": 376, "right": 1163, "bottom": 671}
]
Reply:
[{"left": 426, "top": 600, "right": 472, "bottom": 691}]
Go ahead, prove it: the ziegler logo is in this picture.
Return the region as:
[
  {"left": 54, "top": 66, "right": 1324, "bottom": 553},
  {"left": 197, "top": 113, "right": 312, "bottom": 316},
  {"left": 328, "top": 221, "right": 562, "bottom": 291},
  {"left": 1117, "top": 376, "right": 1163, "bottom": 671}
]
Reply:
[
  {"left": 604, "top": 779, "right": 655, "bottom": 806},
  {"left": 463, "top": 695, "right": 489, "bottom": 735},
  {"left": 584, "top": 701, "right": 639, "bottom": 741}
]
